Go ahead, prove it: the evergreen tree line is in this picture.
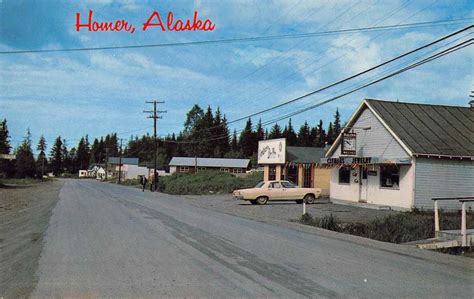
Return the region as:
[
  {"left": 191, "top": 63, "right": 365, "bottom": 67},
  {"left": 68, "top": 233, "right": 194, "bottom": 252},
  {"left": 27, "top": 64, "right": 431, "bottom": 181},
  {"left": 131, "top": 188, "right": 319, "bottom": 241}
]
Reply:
[
  {"left": 126, "top": 105, "right": 342, "bottom": 168},
  {"left": 0, "top": 106, "right": 342, "bottom": 177},
  {"left": 0, "top": 119, "right": 119, "bottom": 178}
]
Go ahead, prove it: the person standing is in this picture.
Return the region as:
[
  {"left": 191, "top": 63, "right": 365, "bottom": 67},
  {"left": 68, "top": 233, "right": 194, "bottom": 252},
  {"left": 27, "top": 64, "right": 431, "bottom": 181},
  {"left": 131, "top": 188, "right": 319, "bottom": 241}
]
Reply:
[{"left": 140, "top": 175, "right": 148, "bottom": 192}]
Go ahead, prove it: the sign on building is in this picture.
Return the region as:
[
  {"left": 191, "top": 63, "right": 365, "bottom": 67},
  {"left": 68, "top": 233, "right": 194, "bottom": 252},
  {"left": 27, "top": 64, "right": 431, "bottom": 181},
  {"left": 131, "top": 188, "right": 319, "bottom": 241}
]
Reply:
[
  {"left": 258, "top": 138, "right": 286, "bottom": 164},
  {"left": 341, "top": 132, "right": 356, "bottom": 155}
]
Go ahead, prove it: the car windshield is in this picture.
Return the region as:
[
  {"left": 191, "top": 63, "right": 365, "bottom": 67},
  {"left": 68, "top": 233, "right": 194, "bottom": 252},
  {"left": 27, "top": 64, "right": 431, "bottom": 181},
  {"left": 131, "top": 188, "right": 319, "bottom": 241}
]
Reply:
[
  {"left": 255, "top": 181, "right": 265, "bottom": 188},
  {"left": 281, "top": 181, "right": 297, "bottom": 188}
]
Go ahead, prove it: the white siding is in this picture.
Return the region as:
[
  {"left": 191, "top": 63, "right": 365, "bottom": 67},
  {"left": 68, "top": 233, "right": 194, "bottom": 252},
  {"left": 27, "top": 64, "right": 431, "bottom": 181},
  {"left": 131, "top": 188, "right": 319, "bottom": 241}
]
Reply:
[
  {"left": 329, "top": 164, "right": 414, "bottom": 209},
  {"left": 414, "top": 158, "right": 474, "bottom": 210},
  {"left": 330, "top": 107, "right": 410, "bottom": 160}
]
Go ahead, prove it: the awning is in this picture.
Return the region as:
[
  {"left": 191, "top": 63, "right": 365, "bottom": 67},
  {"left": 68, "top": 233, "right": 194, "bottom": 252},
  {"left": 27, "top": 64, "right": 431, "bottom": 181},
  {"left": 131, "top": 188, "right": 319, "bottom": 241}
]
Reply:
[{"left": 320, "top": 157, "right": 412, "bottom": 165}]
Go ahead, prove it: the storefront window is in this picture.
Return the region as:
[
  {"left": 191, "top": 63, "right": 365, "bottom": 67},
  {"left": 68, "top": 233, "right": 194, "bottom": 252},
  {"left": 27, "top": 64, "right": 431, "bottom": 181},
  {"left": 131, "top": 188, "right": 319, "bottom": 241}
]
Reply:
[
  {"left": 338, "top": 166, "right": 351, "bottom": 184},
  {"left": 380, "top": 165, "right": 400, "bottom": 188},
  {"left": 269, "top": 165, "right": 276, "bottom": 181}
]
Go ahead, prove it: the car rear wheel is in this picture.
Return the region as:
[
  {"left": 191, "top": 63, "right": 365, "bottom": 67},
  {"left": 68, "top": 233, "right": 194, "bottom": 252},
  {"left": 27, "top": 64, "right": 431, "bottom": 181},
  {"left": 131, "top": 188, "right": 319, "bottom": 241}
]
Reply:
[
  {"left": 256, "top": 196, "right": 268, "bottom": 205},
  {"left": 304, "top": 194, "right": 316, "bottom": 204},
  {"left": 250, "top": 200, "right": 257, "bottom": 205}
]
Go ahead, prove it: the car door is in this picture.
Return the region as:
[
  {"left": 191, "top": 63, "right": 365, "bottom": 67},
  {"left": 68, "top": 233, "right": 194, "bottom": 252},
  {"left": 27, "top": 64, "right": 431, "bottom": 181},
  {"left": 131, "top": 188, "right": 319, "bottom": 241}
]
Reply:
[
  {"left": 267, "top": 182, "right": 283, "bottom": 200},
  {"left": 281, "top": 181, "right": 300, "bottom": 200}
]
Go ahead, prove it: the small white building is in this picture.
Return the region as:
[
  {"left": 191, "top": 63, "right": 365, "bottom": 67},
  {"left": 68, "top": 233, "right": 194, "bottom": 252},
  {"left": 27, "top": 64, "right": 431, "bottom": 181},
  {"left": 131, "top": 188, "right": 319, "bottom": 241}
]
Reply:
[
  {"left": 96, "top": 167, "right": 106, "bottom": 180},
  {"left": 323, "top": 98, "right": 473, "bottom": 210},
  {"left": 116, "top": 164, "right": 148, "bottom": 180}
]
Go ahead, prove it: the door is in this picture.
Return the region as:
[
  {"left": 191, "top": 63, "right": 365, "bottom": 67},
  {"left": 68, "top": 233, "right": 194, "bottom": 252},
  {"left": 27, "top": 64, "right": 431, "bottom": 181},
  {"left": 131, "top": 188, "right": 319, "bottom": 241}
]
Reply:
[
  {"left": 281, "top": 181, "right": 299, "bottom": 200},
  {"left": 359, "top": 166, "right": 368, "bottom": 202},
  {"left": 267, "top": 181, "right": 284, "bottom": 200}
]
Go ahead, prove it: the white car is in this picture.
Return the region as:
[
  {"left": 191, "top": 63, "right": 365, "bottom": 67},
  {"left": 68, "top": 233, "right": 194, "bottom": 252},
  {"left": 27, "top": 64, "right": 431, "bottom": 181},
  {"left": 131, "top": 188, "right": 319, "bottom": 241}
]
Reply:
[{"left": 233, "top": 180, "right": 322, "bottom": 205}]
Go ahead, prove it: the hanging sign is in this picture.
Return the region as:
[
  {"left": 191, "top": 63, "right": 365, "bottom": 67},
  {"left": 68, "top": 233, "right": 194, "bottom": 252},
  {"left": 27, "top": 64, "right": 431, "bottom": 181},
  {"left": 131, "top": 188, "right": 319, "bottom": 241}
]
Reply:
[{"left": 341, "top": 132, "right": 356, "bottom": 155}]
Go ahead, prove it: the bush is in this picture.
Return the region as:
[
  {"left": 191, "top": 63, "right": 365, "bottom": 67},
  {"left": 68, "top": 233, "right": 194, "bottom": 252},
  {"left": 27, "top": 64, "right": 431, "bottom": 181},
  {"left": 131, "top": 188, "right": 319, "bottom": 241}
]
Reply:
[
  {"left": 300, "top": 213, "right": 316, "bottom": 225},
  {"left": 365, "top": 214, "right": 434, "bottom": 243},
  {"left": 319, "top": 214, "right": 340, "bottom": 232},
  {"left": 298, "top": 211, "right": 474, "bottom": 244},
  {"left": 158, "top": 171, "right": 263, "bottom": 195}
]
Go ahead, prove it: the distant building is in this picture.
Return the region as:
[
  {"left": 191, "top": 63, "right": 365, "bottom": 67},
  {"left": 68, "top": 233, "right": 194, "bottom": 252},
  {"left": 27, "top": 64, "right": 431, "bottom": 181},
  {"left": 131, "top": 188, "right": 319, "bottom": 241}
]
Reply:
[
  {"left": 323, "top": 98, "right": 474, "bottom": 210},
  {"left": 258, "top": 139, "right": 331, "bottom": 195},
  {"left": 96, "top": 167, "right": 106, "bottom": 180},
  {"left": 107, "top": 157, "right": 149, "bottom": 180},
  {"left": 168, "top": 157, "right": 251, "bottom": 175}
]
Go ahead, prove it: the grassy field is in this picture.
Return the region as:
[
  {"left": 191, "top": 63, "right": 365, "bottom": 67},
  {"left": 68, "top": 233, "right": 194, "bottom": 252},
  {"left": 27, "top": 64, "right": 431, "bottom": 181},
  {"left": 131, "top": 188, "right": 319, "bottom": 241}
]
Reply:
[
  {"left": 157, "top": 171, "right": 263, "bottom": 195},
  {"left": 0, "top": 177, "right": 52, "bottom": 187},
  {"left": 299, "top": 210, "right": 474, "bottom": 244}
]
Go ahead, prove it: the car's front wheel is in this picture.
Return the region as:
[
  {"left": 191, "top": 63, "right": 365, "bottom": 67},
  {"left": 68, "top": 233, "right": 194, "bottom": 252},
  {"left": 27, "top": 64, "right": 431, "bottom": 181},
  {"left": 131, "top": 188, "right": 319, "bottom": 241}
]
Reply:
[
  {"left": 304, "top": 194, "right": 316, "bottom": 204},
  {"left": 256, "top": 196, "right": 268, "bottom": 205}
]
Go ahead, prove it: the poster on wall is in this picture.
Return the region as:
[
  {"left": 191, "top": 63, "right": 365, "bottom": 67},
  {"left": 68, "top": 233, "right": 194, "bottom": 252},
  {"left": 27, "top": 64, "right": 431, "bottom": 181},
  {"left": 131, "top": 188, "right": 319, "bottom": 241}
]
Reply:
[
  {"left": 258, "top": 138, "right": 286, "bottom": 164},
  {"left": 341, "top": 133, "right": 357, "bottom": 155}
]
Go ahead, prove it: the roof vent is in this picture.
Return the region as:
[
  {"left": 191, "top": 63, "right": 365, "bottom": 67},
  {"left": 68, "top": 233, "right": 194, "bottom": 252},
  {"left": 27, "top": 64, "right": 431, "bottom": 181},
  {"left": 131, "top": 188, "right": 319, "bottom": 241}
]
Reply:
[{"left": 470, "top": 100, "right": 474, "bottom": 108}]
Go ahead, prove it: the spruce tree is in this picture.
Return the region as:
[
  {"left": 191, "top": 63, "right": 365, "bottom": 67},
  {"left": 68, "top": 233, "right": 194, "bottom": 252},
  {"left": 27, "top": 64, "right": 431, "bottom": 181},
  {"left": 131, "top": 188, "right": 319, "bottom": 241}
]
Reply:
[
  {"left": 255, "top": 119, "right": 265, "bottom": 142},
  {"left": 15, "top": 129, "right": 36, "bottom": 178},
  {"left": 239, "top": 118, "right": 254, "bottom": 157},
  {"left": 62, "top": 139, "right": 71, "bottom": 173},
  {"left": 334, "top": 108, "right": 342, "bottom": 138},
  {"left": 231, "top": 129, "right": 238, "bottom": 152},
  {"left": 268, "top": 123, "right": 282, "bottom": 139},
  {"left": 0, "top": 119, "right": 13, "bottom": 177},
  {"left": 327, "top": 122, "right": 334, "bottom": 145},
  {"left": 316, "top": 120, "right": 326, "bottom": 147},
  {"left": 76, "top": 136, "right": 90, "bottom": 170},
  {"left": 284, "top": 118, "right": 297, "bottom": 146},
  {"left": 36, "top": 135, "right": 47, "bottom": 177},
  {"left": 297, "top": 121, "right": 311, "bottom": 146},
  {"left": 50, "top": 137, "right": 63, "bottom": 175}
]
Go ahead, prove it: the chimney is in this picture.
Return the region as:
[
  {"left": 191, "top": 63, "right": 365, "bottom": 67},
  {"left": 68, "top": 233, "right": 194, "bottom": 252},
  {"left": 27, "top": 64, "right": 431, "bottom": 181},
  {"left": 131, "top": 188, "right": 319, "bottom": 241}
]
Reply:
[{"left": 470, "top": 100, "right": 474, "bottom": 109}]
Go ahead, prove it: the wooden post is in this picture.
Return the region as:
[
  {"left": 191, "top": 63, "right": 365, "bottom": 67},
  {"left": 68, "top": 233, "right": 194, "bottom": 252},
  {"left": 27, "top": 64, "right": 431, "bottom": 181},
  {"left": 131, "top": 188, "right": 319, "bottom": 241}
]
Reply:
[
  {"left": 275, "top": 165, "right": 282, "bottom": 180},
  {"left": 434, "top": 200, "right": 439, "bottom": 236},
  {"left": 461, "top": 201, "right": 467, "bottom": 247},
  {"left": 298, "top": 164, "right": 304, "bottom": 187}
]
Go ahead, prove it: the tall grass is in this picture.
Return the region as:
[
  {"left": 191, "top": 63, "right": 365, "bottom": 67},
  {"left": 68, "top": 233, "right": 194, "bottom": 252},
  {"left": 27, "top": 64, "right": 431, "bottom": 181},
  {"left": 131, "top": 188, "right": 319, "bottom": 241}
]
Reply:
[
  {"left": 158, "top": 171, "right": 263, "bottom": 195},
  {"left": 299, "top": 211, "right": 473, "bottom": 244}
]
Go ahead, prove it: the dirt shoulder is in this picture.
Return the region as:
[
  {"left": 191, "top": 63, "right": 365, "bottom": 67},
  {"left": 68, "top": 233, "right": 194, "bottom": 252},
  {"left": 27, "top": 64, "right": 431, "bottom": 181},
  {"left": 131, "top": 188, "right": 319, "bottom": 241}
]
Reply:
[{"left": 0, "top": 179, "right": 63, "bottom": 299}]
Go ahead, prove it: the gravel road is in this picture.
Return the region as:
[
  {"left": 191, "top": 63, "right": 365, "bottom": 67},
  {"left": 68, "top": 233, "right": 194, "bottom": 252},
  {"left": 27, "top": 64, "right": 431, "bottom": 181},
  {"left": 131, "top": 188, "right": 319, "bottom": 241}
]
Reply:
[{"left": 31, "top": 180, "right": 473, "bottom": 298}]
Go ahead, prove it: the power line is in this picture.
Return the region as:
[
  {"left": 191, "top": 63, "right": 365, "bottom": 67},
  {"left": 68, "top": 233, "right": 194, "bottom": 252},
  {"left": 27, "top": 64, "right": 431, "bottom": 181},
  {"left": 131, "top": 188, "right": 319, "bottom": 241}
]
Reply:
[
  {"left": 170, "top": 25, "right": 473, "bottom": 138},
  {"left": 215, "top": 0, "right": 413, "bottom": 112},
  {"left": 0, "top": 18, "right": 472, "bottom": 55},
  {"left": 163, "top": 38, "right": 472, "bottom": 144}
]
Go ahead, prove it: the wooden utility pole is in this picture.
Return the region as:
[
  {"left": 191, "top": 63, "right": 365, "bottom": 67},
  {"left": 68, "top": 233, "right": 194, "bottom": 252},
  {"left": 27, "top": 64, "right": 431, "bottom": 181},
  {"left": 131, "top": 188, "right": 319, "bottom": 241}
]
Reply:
[
  {"left": 118, "top": 139, "right": 123, "bottom": 184},
  {"left": 105, "top": 148, "right": 109, "bottom": 181},
  {"left": 144, "top": 101, "right": 166, "bottom": 191}
]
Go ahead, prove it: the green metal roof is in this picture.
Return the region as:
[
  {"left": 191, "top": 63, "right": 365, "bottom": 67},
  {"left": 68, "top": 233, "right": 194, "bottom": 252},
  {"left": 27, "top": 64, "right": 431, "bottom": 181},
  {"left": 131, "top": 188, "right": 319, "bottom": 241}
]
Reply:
[{"left": 286, "top": 146, "right": 327, "bottom": 163}]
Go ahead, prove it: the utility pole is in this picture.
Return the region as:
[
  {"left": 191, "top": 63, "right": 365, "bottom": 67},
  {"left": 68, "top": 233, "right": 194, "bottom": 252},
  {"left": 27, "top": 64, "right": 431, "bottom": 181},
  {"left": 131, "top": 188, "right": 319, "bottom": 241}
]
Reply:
[
  {"left": 105, "top": 148, "right": 109, "bottom": 181},
  {"left": 118, "top": 139, "right": 123, "bottom": 184},
  {"left": 144, "top": 100, "right": 166, "bottom": 191}
]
